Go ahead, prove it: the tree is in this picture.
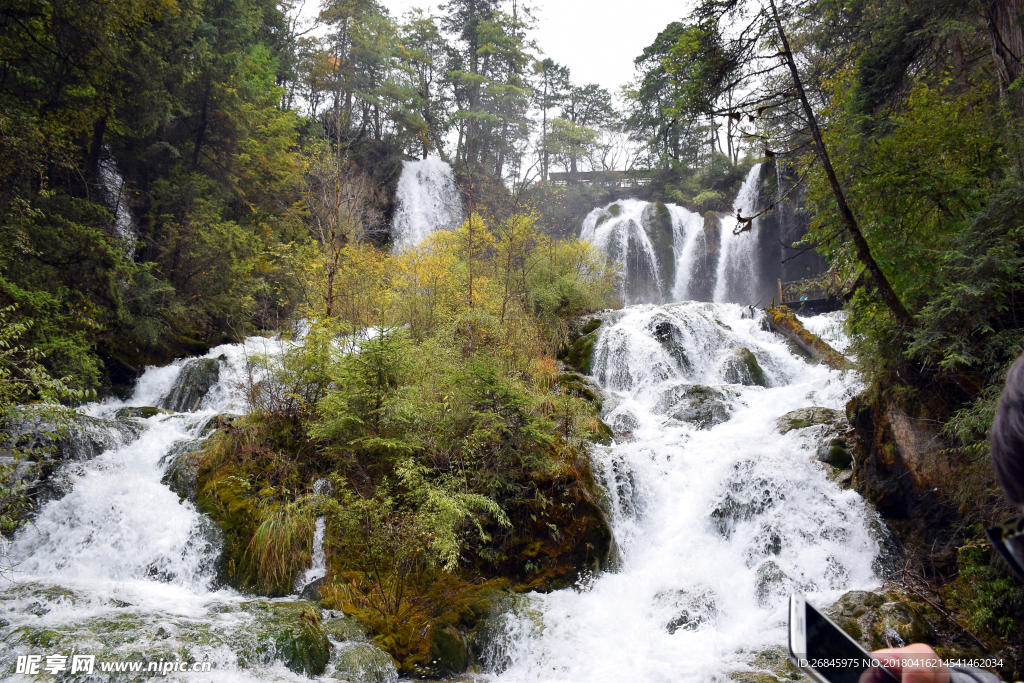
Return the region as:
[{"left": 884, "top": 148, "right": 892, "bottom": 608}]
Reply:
[{"left": 532, "top": 58, "right": 570, "bottom": 180}]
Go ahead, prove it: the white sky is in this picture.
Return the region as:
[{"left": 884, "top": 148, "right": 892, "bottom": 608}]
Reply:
[{"left": 305, "top": 0, "right": 693, "bottom": 95}]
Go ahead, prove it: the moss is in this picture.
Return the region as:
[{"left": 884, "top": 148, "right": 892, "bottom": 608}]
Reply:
[
  {"left": 429, "top": 625, "right": 468, "bottom": 675},
  {"left": 764, "top": 305, "right": 851, "bottom": 371},
  {"left": 723, "top": 347, "right": 766, "bottom": 387},
  {"left": 607, "top": 203, "right": 621, "bottom": 217},
  {"left": 565, "top": 331, "right": 598, "bottom": 374}
]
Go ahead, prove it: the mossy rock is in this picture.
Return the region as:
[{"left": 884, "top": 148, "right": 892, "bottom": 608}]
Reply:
[
  {"left": 730, "top": 646, "right": 803, "bottom": 682},
  {"left": 558, "top": 372, "right": 601, "bottom": 408},
  {"left": 607, "top": 203, "right": 621, "bottom": 217},
  {"left": 329, "top": 641, "right": 398, "bottom": 683},
  {"left": 428, "top": 624, "right": 468, "bottom": 675},
  {"left": 161, "top": 440, "right": 201, "bottom": 502},
  {"left": 565, "top": 331, "right": 599, "bottom": 375},
  {"left": 826, "top": 590, "right": 937, "bottom": 651},
  {"left": 722, "top": 347, "right": 766, "bottom": 387},
  {"left": 776, "top": 407, "right": 843, "bottom": 434},
  {"left": 114, "top": 406, "right": 171, "bottom": 420},
  {"left": 240, "top": 600, "right": 331, "bottom": 676},
  {"left": 818, "top": 437, "right": 853, "bottom": 469}
]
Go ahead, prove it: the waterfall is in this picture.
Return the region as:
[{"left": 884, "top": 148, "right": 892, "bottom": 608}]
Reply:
[
  {"left": 391, "top": 157, "right": 463, "bottom": 251},
  {"left": 580, "top": 201, "right": 706, "bottom": 305},
  {"left": 580, "top": 164, "right": 772, "bottom": 306},
  {"left": 295, "top": 479, "right": 331, "bottom": 593},
  {"left": 1, "top": 337, "right": 397, "bottom": 682},
  {"left": 98, "top": 153, "right": 137, "bottom": 257},
  {"left": 484, "top": 302, "right": 881, "bottom": 682},
  {"left": 714, "top": 164, "right": 764, "bottom": 305}
]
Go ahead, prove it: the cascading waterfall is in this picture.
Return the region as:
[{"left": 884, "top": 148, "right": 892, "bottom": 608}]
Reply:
[
  {"left": 390, "top": 157, "right": 463, "bottom": 251},
  {"left": 580, "top": 164, "right": 768, "bottom": 306},
  {"left": 714, "top": 163, "right": 764, "bottom": 305},
  {"left": 1, "top": 337, "right": 398, "bottom": 683},
  {"left": 98, "top": 153, "right": 137, "bottom": 257},
  {"left": 484, "top": 302, "right": 882, "bottom": 682}
]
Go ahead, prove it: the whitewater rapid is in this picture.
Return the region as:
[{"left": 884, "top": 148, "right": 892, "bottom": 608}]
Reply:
[
  {"left": 485, "top": 303, "right": 880, "bottom": 683},
  {"left": 1, "top": 335, "right": 400, "bottom": 683}
]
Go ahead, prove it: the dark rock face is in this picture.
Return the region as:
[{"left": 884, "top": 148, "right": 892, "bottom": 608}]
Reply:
[
  {"left": 161, "top": 358, "right": 222, "bottom": 412},
  {"left": 846, "top": 391, "right": 958, "bottom": 535},
  {"left": 754, "top": 160, "right": 827, "bottom": 306}
]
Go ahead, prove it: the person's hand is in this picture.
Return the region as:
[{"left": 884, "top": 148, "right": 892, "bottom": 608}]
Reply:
[{"left": 870, "top": 644, "right": 949, "bottom": 683}]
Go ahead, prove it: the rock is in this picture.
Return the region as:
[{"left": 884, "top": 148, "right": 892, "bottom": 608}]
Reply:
[
  {"left": 656, "top": 383, "right": 738, "bottom": 430},
  {"left": 754, "top": 560, "right": 807, "bottom": 608},
  {"left": 428, "top": 624, "right": 468, "bottom": 675},
  {"left": 161, "top": 358, "right": 222, "bottom": 412},
  {"left": 329, "top": 641, "right": 398, "bottom": 683},
  {"left": 240, "top": 600, "right": 331, "bottom": 676},
  {"left": 817, "top": 436, "right": 853, "bottom": 469},
  {"left": 825, "top": 590, "right": 937, "bottom": 651},
  {"left": 778, "top": 407, "right": 854, "bottom": 471},
  {"left": 160, "top": 439, "right": 201, "bottom": 501},
  {"left": 198, "top": 412, "right": 243, "bottom": 436},
  {"left": 656, "top": 587, "right": 717, "bottom": 634},
  {"left": 606, "top": 409, "right": 640, "bottom": 437},
  {"left": 722, "top": 347, "right": 767, "bottom": 387},
  {"left": 558, "top": 371, "right": 602, "bottom": 409},
  {"left": 300, "top": 576, "right": 327, "bottom": 602},
  {"left": 114, "top": 406, "right": 170, "bottom": 420},
  {"left": 777, "top": 407, "right": 842, "bottom": 433}
]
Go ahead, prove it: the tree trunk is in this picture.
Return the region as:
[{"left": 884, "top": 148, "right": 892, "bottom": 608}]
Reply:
[{"left": 769, "top": 0, "right": 913, "bottom": 328}]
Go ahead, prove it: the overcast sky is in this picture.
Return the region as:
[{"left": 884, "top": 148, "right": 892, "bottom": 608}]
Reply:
[{"left": 304, "top": 0, "right": 691, "bottom": 96}]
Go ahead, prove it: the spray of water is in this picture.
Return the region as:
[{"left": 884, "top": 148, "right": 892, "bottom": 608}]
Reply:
[
  {"left": 484, "top": 303, "right": 879, "bottom": 683},
  {"left": 391, "top": 157, "right": 463, "bottom": 251}
]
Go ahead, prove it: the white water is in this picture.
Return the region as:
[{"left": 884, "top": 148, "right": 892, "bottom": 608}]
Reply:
[
  {"left": 391, "top": 157, "right": 463, "bottom": 251},
  {"left": 2, "top": 336, "right": 397, "bottom": 682},
  {"left": 486, "top": 302, "right": 880, "bottom": 683},
  {"left": 580, "top": 165, "right": 767, "bottom": 306},
  {"left": 714, "top": 164, "right": 763, "bottom": 305}
]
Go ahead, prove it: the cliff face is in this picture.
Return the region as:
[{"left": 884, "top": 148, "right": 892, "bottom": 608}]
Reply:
[{"left": 755, "top": 160, "right": 827, "bottom": 305}]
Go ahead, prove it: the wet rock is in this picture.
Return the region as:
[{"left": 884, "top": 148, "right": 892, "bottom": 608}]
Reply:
[
  {"left": 722, "top": 347, "right": 767, "bottom": 387},
  {"left": 778, "top": 407, "right": 853, "bottom": 471},
  {"left": 606, "top": 409, "right": 640, "bottom": 437},
  {"left": 160, "top": 439, "right": 202, "bottom": 502},
  {"left": 300, "top": 576, "right": 327, "bottom": 602},
  {"left": 648, "top": 317, "right": 692, "bottom": 374},
  {"left": 754, "top": 561, "right": 807, "bottom": 608},
  {"left": 429, "top": 624, "right": 468, "bottom": 675},
  {"left": 825, "top": 590, "right": 937, "bottom": 651},
  {"left": 197, "top": 412, "right": 243, "bottom": 436},
  {"left": 330, "top": 641, "right": 399, "bottom": 683},
  {"left": 777, "top": 407, "right": 842, "bottom": 434},
  {"left": 730, "top": 646, "right": 803, "bottom": 682},
  {"left": 656, "top": 383, "right": 738, "bottom": 430},
  {"left": 710, "top": 462, "right": 780, "bottom": 538},
  {"left": 656, "top": 587, "right": 717, "bottom": 634},
  {"left": 818, "top": 436, "right": 853, "bottom": 469},
  {"left": 161, "top": 358, "right": 222, "bottom": 413},
  {"left": 240, "top": 599, "right": 331, "bottom": 676},
  {"left": 114, "top": 406, "right": 170, "bottom": 420}
]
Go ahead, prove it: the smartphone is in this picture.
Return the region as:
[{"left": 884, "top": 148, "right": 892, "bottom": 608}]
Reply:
[{"left": 789, "top": 594, "right": 900, "bottom": 683}]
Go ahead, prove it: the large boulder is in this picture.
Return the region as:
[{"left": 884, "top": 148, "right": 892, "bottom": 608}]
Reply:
[
  {"left": 722, "top": 347, "right": 767, "bottom": 387},
  {"left": 826, "top": 590, "right": 937, "bottom": 651},
  {"left": 777, "top": 407, "right": 853, "bottom": 470},
  {"left": 561, "top": 318, "right": 603, "bottom": 375},
  {"left": 656, "top": 383, "right": 739, "bottom": 430},
  {"left": 161, "top": 358, "right": 222, "bottom": 413}
]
